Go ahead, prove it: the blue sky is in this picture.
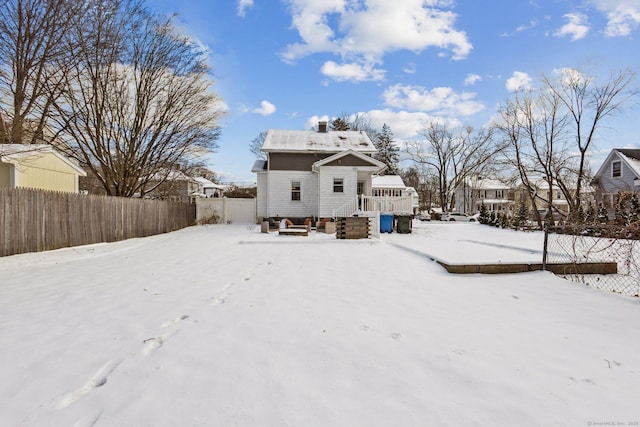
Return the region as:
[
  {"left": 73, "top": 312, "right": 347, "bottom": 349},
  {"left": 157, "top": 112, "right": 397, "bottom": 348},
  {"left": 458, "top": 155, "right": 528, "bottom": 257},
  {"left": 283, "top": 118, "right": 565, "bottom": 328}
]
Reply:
[{"left": 148, "top": 0, "right": 640, "bottom": 185}]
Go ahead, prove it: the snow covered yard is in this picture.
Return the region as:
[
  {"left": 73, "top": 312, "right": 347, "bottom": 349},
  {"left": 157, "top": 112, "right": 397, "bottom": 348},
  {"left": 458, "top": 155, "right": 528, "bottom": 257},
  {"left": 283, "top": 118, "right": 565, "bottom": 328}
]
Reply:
[{"left": 1, "top": 222, "right": 638, "bottom": 426}]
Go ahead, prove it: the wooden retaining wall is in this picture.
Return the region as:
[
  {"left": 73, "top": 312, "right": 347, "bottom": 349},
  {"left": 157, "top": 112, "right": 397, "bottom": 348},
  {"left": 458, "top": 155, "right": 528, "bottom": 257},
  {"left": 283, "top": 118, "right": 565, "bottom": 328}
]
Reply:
[
  {"left": 438, "top": 261, "right": 618, "bottom": 275},
  {"left": 1, "top": 187, "right": 195, "bottom": 257},
  {"left": 336, "top": 217, "right": 371, "bottom": 239}
]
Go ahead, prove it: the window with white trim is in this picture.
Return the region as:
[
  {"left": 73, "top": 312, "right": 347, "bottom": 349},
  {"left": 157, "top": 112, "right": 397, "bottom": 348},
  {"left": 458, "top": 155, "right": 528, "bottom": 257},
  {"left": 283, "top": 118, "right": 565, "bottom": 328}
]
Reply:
[
  {"left": 612, "top": 160, "right": 621, "bottom": 178},
  {"left": 291, "top": 181, "right": 301, "bottom": 201},
  {"left": 333, "top": 178, "right": 344, "bottom": 193}
]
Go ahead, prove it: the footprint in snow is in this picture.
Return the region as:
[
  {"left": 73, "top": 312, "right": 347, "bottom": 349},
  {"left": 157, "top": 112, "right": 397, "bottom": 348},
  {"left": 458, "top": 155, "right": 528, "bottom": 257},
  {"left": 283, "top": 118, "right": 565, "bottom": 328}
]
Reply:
[
  {"left": 143, "top": 337, "right": 163, "bottom": 355},
  {"left": 211, "top": 294, "right": 227, "bottom": 304},
  {"left": 72, "top": 411, "right": 102, "bottom": 427},
  {"left": 161, "top": 314, "right": 189, "bottom": 328},
  {"left": 58, "top": 360, "right": 122, "bottom": 409},
  {"left": 143, "top": 330, "right": 177, "bottom": 356}
]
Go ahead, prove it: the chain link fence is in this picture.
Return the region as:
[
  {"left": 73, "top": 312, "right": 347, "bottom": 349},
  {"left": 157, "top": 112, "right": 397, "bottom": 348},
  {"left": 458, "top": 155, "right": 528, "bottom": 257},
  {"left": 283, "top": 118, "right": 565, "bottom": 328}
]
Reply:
[{"left": 544, "top": 225, "right": 640, "bottom": 297}]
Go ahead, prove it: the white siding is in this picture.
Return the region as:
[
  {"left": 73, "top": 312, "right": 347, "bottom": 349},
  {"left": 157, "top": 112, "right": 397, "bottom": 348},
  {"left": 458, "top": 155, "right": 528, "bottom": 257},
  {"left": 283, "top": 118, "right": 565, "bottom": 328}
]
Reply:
[
  {"left": 256, "top": 172, "right": 267, "bottom": 218},
  {"left": 267, "top": 171, "right": 317, "bottom": 218},
  {"left": 318, "top": 166, "right": 358, "bottom": 218}
]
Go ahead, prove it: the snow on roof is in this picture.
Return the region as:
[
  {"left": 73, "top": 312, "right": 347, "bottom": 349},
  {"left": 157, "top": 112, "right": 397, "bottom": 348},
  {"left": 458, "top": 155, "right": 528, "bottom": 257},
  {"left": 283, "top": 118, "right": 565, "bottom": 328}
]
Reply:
[
  {"left": 193, "top": 176, "right": 227, "bottom": 190},
  {"left": 0, "top": 143, "right": 86, "bottom": 176},
  {"left": 617, "top": 149, "right": 640, "bottom": 177},
  {"left": 148, "top": 169, "right": 198, "bottom": 182},
  {"left": 372, "top": 175, "right": 406, "bottom": 189},
  {"left": 467, "top": 177, "right": 511, "bottom": 189},
  {"left": 261, "top": 129, "right": 376, "bottom": 153}
]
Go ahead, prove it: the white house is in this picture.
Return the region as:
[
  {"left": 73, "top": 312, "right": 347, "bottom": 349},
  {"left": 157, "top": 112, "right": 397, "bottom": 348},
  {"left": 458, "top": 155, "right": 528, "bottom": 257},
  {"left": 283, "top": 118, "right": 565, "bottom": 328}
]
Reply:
[
  {"left": 592, "top": 148, "right": 640, "bottom": 215},
  {"left": 455, "top": 176, "right": 513, "bottom": 215},
  {"left": 194, "top": 176, "right": 227, "bottom": 198},
  {"left": 252, "top": 122, "right": 388, "bottom": 221}
]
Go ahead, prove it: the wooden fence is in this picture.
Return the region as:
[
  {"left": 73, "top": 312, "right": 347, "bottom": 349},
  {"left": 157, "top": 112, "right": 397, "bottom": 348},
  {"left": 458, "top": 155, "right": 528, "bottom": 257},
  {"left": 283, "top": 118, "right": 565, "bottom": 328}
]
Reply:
[{"left": 0, "top": 187, "right": 196, "bottom": 257}]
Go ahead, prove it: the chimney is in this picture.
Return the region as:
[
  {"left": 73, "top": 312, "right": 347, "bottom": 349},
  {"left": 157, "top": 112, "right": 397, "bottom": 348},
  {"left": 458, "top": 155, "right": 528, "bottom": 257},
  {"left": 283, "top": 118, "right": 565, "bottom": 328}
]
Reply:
[{"left": 318, "top": 121, "right": 327, "bottom": 133}]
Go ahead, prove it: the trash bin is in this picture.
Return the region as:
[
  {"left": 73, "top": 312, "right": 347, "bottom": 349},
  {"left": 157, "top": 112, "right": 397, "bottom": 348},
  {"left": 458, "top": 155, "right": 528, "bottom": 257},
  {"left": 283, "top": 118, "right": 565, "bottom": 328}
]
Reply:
[
  {"left": 380, "top": 213, "right": 394, "bottom": 233},
  {"left": 396, "top": 215, "right": 412, "bottom": 234}
]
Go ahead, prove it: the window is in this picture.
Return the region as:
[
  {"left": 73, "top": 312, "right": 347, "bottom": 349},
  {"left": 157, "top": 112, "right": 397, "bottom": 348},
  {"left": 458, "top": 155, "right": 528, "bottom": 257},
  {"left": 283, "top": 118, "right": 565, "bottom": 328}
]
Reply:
[
  {"left": 333, "top": 178, "right": 344, "bottom": 193},
  {"left": 496, "top": 190, "right": 504, "bottom": 199},
  {"left": 291, "top": 181, "right": 301, "bottom": 201},
  {"left": 612, "top": 160, "right": 621, "bottom": 178}
]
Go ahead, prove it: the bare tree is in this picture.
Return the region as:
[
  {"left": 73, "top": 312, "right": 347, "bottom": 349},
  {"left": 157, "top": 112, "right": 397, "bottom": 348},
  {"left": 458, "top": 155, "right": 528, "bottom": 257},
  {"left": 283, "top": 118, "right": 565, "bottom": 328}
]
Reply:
[
  {"left": 406, "top": 120, "right": 500, "bottom": 211},
  {"left": 249, "top": 131, "right": 267, "bottom": 159},
  {"left": 52, "top": 0, "right": 224, "bottom": 197},
  {"left": 0, "top": 0, "right": 79, "bottom": 144},
  {"left": 497, "top": 68, "right": 638, "bottom": 226},
  {"left": 543, "top": 67, "right": 638, "bottom": 218},
  {"left": 497, "top": 89, "right": 576, "bottom": 227}
]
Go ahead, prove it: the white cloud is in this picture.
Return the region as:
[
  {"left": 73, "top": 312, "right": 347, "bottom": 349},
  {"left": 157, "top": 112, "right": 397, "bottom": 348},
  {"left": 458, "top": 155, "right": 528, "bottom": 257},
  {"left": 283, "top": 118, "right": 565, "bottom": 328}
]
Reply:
[
  {"left": 281, "top": 0, "right": 472, "bottom": 77},
  {"left": 304, "top": 109, "right": 464, "bottom": 142},
  {"left": 382, "top": 84, "right": 485, "bottom": 117},
  {"left": 364, "top": 109, "right": 457, "bottom": 139},
  {"left": 464, "top": 73, "right": 482, "bottom": 86},
  {"left": 320, "top": 60, "right": 385, "bottom": 82},
  {"left": 516, "top": 19, "right": 539, "bottom": 33},
  {"left": 552, "top": 67, "right": 589, "bottom": 86},
  {"left": 237, "top": 0, "right": 254, "bottom": 17},
  {"left": 403, "top": 63, "right": 417, "bottom": 75},
  {"left": 505, "top": 71, "right": 533, "bottom": 92},
  {"left": 555, "top": 12, "right": 590, "bottom": 40},
  {"left": 252, "top": 100, "right": 276, "bottom": 116},
  {"left": 305, "top": 115, "right": 331, "bottom": 130},
  {"left": 588, "top": 0, "right": 640, "bottom": 37}
]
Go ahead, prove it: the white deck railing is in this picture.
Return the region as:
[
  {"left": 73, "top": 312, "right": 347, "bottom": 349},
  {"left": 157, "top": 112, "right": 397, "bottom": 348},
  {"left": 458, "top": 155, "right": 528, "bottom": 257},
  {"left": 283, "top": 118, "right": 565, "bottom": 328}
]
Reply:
[{"left": 332, "top": 196, "right": 413, "bottom": 218}]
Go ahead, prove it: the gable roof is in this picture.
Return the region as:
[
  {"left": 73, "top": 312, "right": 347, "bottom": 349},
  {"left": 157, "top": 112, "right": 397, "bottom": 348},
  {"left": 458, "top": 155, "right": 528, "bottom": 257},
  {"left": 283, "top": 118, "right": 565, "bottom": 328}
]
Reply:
[
  {"left": 311, "top": 149, "right": 386, "bottom": 172},
  {"left": 261, "top": 129, "right": 376, "bottom": 154},
  {"left": 466, "top": 177, "right": 511, "bottom": 190},
  {"left": 0, "top": 144, "right": 86, "bottom": 176},
  {"left": 194, "top": 176, "right": 227, "bottom": 190},
  {"left": 372, "top": 175, "right": 406, "bottom": 189},
  {"left": 594, "top": 148, "right": 640, "bottom": 180}
]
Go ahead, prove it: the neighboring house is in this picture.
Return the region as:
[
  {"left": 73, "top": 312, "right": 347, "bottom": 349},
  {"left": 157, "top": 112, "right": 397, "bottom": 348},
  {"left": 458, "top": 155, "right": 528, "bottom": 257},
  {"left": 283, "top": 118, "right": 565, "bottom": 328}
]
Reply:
[
  {"left": 406, "top": 187, "right": 420, "bottom": 214},
  {"left": 194, "top": 176, "right": 227, "bottom": 198},
  {"left": 0, "top": 144, "right": 86, "bottom": 193},
  {"left": 455, "top": 176, "right": 514, "bottom": 215},
  {"left": 515, "top": 179, "right": 572, "bottom": 220},
  {"left": 252, "top": 121, "right": 390, "bottom": 221},
  {"left": 592, "top": 148, "right": 640, "bottom": 215},
  {"left": 144, "top": 169, "right": 203, "bottom": 203}
]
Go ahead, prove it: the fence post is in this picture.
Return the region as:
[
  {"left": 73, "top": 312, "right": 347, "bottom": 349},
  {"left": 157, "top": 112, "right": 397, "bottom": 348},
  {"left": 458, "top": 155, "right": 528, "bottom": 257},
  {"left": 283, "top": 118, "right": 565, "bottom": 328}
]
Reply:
[
  {"left": 222, "top": 196, "right": 228, "bottom": 223},
  {"left": 542, "top": 224, "right": 549, "bottom": 270}
]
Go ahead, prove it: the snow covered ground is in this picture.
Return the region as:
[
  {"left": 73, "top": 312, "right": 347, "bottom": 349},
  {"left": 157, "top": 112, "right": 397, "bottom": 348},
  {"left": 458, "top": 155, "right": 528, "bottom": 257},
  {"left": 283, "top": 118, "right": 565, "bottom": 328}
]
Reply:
[{"left": 1, "top": 221, "right": 638, "bottom": 426}]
